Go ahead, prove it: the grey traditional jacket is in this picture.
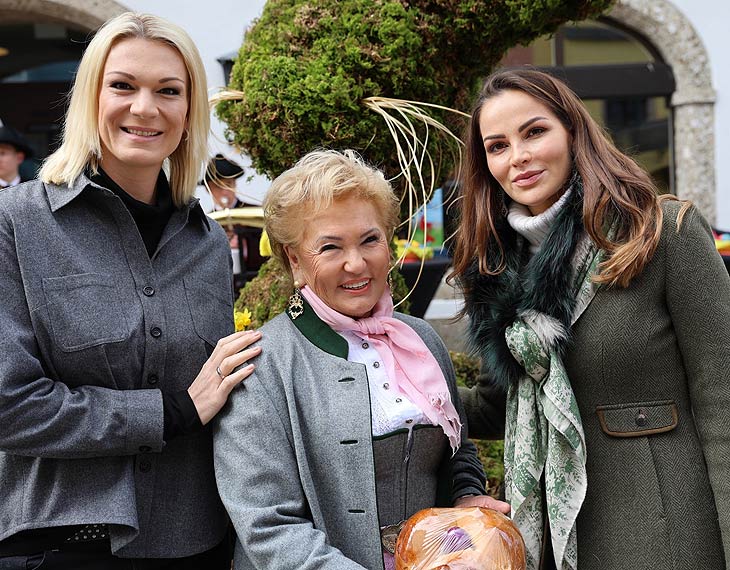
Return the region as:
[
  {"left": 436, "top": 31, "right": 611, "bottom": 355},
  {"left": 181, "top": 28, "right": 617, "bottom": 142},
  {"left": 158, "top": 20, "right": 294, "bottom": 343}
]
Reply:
[
  {"left": 213, "top": 303, "right": 485, "bottom": 570},
  {"left": 462, "top": 202, "right": 730, "bottom": 569},
  {"left": 0, "top": 175, "right": 234, "bottom": 557}
]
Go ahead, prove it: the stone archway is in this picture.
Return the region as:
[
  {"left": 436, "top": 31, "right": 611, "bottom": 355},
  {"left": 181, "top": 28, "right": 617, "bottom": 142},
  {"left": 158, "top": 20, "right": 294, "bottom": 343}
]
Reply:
[
  {"left": 0, "top": 0, "right": 126, "bottom": 30},
  {"left": 0, "top": 0, "right": 127, "bottom": 162},
  {"left": 609, "top": 0, "right": 716, "bottom": 221}
]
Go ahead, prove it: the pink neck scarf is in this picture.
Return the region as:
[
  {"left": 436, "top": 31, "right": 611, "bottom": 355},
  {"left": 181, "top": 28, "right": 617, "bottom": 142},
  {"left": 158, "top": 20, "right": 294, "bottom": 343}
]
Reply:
[{"left": 300, "top": 286, "right": 462, "bottom": 453}]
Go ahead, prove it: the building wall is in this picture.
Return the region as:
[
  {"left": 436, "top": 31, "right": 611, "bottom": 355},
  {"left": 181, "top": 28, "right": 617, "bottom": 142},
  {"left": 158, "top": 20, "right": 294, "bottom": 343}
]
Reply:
[{"left": 669, "top": 0, "right": 730, "bottom": 228}]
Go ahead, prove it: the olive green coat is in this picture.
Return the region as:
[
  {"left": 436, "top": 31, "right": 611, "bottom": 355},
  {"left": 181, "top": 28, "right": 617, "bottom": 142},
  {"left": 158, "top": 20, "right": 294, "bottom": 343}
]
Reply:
[{"left": 461, "top": 202, "right": 730, "bottom": 569}]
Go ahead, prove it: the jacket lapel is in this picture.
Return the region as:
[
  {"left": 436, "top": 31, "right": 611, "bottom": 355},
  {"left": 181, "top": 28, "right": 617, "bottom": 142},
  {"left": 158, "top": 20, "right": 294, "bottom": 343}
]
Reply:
[{"left": 287, "top": 296, "right": 349, "bottom": 359}]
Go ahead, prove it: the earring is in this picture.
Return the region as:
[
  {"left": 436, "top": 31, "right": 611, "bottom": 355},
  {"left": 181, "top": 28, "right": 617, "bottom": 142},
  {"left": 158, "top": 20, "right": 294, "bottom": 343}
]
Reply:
[
  {"left": 293, "top": 280, "right": 301, "bottom": 289},
  {"left": 184, "top": 128, "right": 190, "bottom": 143},
  {"left": 387, "top": 270, "right": 394, "bottom": 291},
  {"left": 287, "top": 289, "right": 304, "bottom": 320}
]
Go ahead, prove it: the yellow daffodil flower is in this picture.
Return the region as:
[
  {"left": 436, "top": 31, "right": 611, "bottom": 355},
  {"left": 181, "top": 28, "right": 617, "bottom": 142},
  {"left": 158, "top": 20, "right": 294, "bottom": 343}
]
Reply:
[{"left": 234, "top": 308, "right": 252, "bottom": 332}]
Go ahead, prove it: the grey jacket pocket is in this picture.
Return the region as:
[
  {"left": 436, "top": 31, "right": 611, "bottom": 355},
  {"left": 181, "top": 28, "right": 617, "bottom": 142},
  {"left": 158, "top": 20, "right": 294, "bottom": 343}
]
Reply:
[
  {"left": 183, "top": 276, "right": 233, "bottom": 350},
  {"left": 42, "top": 273, "right": 131, "bottom": 352},
  {"left": 596, "top": 400, "right": 678, "bottom": 437}
]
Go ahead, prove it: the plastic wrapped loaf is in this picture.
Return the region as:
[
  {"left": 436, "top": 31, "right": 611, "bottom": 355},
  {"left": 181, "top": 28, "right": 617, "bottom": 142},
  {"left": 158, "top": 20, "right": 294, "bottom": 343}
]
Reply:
[{"left": 395, "top": 507, "right": 526, "bottom": 570}]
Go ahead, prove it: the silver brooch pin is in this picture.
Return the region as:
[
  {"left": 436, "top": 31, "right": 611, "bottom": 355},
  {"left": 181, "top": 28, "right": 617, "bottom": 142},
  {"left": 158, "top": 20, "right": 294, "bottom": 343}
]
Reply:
[{"left": 287, "top": 289, "right": 304, "bottom": 320}]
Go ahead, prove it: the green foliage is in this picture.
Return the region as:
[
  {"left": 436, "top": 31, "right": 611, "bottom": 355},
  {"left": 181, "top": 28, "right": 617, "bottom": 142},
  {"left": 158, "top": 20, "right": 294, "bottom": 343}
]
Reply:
[
  {"left": 234, "top": 258, "right": 291, "bottom": 329},
  {"left": 476, "top": 439, "right": 505, "bottom": 498},
  {"left": 451, "top": 350, "right": 505, "bottom": 497},
  {"left": 218, "top": 0, "right": 614, "bottom": 190},
  {"left": 450, "top": 350, "right": 481, "bottom": 389}
]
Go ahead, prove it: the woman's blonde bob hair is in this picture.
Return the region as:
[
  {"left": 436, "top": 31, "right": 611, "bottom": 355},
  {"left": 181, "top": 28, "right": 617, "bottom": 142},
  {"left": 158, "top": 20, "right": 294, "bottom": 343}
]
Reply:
[
  {"left": 40, "top": 12, "right": 209, "bottom": 207},
  {"left": 264, "top": 149, "right": 399, "bottom": 280}
]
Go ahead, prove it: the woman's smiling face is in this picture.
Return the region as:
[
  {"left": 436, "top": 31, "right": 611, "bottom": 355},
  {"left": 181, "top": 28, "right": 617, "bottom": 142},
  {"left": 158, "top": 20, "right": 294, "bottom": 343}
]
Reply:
[
  {"left": 97, "top": 37, "right": 189, "bottom": 180},
  {"left": 285, "top": 195, "right": 391, "bottom": 318},
  {"left": 479, "top": 89, "right": 572, "bottom": 215}
]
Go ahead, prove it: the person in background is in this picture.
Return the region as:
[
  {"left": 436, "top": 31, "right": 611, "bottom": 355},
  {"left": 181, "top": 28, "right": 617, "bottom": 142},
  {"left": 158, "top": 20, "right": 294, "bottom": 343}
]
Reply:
[
  {"left": 204, "top": 153, "right": 265, "bottom": 289},
  {"left": 0, "top": 12, "right": 260, "bottom": 569},
  {"left": 204, "top": 153, "right": 246, "bottom": 210},
  {"left": 214, "top": 149, "right": 509, "bottom": 570},
  {"left": 0, "top": 124, "right": 34, "bottom": 188},
  {"left": 452, "top": 67, "right": 730, "bottom": 570}
]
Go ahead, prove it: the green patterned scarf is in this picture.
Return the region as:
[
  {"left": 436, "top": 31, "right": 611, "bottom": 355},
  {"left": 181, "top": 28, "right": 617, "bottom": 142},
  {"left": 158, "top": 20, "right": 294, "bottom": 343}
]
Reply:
[
  {"left": 460, "top": 173, "right": 604, "bottom": 569},
  {"left": 504, "top": 235, "right": 603, "bottom": 570}
]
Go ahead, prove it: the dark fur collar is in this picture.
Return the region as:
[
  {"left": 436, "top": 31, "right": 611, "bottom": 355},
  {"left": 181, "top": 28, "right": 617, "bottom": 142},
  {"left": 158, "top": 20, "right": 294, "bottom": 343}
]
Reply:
[{"left": 461, "top": 176, "right": 585, "bottom": 389}]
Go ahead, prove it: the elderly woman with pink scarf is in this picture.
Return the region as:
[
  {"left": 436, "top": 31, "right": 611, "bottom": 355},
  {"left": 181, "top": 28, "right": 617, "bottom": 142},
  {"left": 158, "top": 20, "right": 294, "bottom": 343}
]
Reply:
[{"left": 213, "top": 150, "right": 508, "bottom": 570}]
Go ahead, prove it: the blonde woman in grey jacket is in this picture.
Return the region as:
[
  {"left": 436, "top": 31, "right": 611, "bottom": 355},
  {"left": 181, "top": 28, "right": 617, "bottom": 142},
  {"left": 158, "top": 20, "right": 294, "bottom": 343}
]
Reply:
[
  {"left": 0, "top": 13, "right": 260, "bottom": 569},
  {"left": 452, "top": 68, "right": 730, "bottom": 570}
]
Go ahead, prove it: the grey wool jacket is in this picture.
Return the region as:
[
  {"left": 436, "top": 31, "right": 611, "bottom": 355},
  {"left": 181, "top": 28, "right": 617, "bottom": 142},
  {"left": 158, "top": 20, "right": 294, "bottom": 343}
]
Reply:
[
  {"left": 213, "top": 303, "right": 486, "bottom": 570},
  {"left": 0, "top": 175, "right": 234, "bottom": 557},
  {"left": 461, "top": 201, "right": 730, "bottom": 570}
]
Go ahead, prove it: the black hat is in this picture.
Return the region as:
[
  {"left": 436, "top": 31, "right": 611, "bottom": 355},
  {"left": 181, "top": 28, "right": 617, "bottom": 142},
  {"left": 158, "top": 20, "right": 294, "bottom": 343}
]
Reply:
[
  {"left": 0, "top": 126, "right": 33, "bottom": 158},
  {"left": 205, "top": 153, "right": 244, "bottom": 183}
]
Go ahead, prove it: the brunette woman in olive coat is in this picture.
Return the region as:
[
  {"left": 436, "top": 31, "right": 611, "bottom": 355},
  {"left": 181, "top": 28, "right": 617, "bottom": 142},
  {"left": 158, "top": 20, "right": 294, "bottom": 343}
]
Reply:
[{"left": 453, "top": 68, "right": 730, "bottom": 570}]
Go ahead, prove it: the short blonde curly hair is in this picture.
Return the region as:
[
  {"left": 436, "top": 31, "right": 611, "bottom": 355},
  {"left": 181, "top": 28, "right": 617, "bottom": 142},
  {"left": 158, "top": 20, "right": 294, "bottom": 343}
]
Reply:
[{"left": 264, "top": 149, "right": 399, "bottom": 279}]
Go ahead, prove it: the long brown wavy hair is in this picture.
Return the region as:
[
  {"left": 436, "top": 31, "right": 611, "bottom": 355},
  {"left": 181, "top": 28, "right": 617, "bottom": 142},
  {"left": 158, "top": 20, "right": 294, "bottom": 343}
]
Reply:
[{"left": 450, "top": 67, "right": 685, "bottom": 289}]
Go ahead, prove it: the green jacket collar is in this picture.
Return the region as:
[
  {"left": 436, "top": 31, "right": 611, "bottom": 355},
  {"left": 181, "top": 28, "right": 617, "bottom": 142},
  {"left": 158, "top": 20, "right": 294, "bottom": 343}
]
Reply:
[{"left": 287, "top": 295, "right": 349, "bottom": 359}]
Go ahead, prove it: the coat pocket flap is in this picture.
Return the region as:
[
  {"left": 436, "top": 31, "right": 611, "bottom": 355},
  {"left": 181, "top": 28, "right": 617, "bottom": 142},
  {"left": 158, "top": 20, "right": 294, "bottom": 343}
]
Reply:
[
  {"left": 42, "top": 273, "right": 131, "bottom": 351},
  {"left": 596, "top": 400, "right": 678, "bottom": 437}
]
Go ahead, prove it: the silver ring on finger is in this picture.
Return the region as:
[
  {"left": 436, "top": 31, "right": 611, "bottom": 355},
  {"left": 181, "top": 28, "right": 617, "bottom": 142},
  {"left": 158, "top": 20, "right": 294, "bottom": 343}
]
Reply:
[{"left": 216, "top": 365, "right": 225, "bottom": 380}]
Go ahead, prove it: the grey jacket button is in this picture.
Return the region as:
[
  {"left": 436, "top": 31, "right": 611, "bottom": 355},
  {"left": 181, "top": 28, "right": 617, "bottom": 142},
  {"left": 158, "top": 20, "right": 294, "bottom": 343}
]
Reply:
[
  {"left": 635, "top": 410, "right": 648, "bottom": 426},
  {"left": 150, "top": 327, "right": 162, "bottom": 338}
]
